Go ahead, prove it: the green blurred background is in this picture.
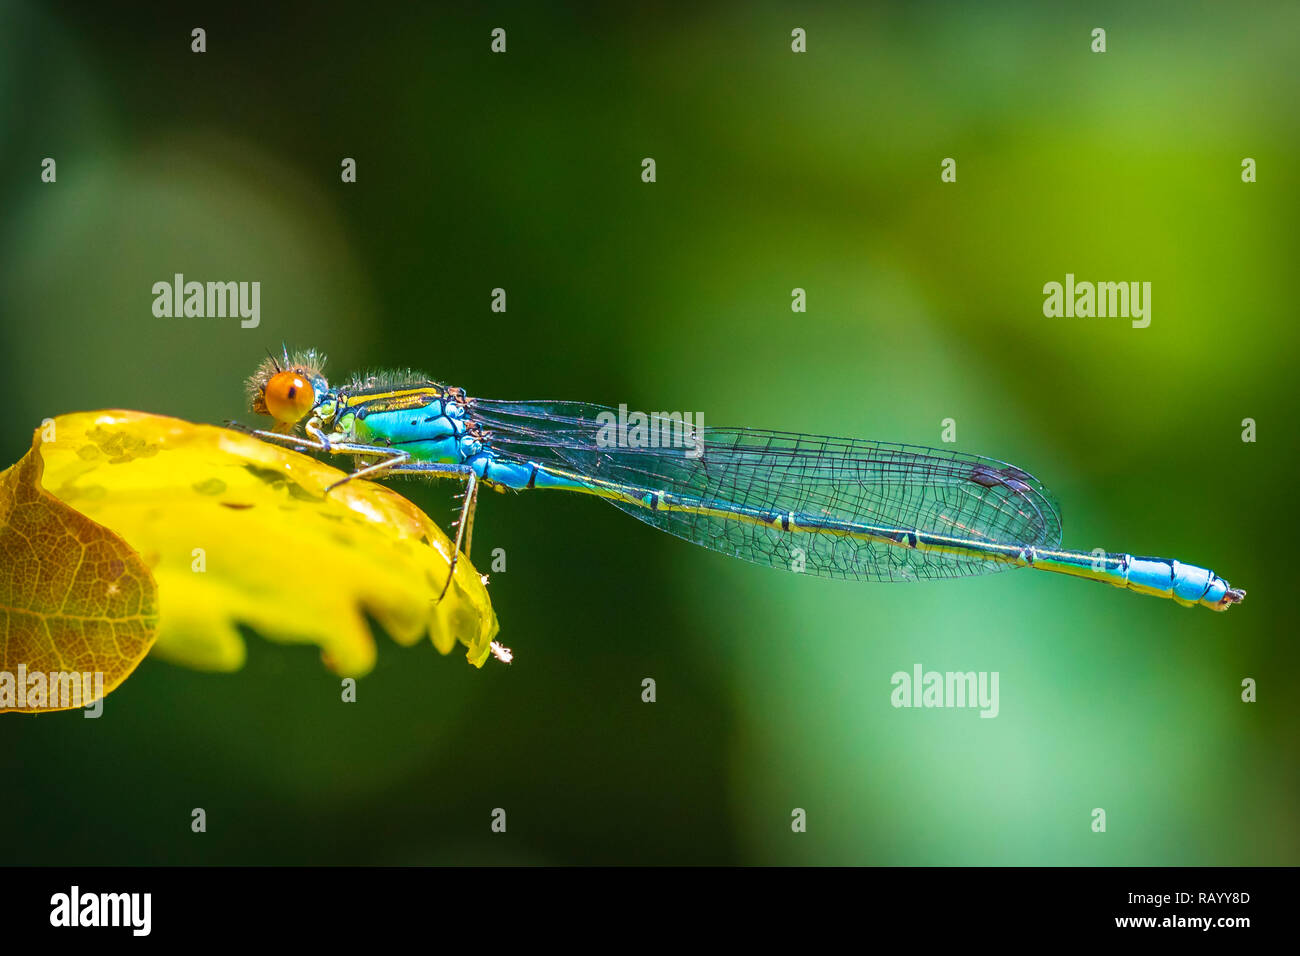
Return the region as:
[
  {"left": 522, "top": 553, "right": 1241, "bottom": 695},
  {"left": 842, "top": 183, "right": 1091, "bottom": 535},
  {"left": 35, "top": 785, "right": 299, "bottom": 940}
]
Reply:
[{"left": 1, "top": 0, "right": 1295, "bottom": 865}]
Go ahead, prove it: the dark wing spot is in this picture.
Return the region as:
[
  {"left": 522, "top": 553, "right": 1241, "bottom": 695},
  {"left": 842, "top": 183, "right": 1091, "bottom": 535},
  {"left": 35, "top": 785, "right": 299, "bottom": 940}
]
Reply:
[
  {"left": 968, "top": 464, "right": 1033, "bottom": 494},
  {"left": 968, "top": 465, "right": 1002, "bottom": 488}
]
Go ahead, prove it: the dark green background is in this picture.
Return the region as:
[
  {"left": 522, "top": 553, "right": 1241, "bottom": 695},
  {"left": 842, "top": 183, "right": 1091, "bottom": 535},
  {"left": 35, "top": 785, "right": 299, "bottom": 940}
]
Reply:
[{"left": 1, "top": 1, "right": 1295, "bottom": 864}]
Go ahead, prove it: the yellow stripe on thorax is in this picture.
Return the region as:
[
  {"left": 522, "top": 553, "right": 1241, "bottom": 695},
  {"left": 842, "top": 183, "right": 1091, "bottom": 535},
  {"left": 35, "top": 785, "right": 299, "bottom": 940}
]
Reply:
[{"left": 340, "top": 386, "right": 445, "bottom": 413}]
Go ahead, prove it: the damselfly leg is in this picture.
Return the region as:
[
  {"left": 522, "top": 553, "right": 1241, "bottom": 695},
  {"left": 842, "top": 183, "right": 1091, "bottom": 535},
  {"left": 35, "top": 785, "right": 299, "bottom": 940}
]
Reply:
[
  {"left": 378, "top": 462, "right": 481, "bottom": 603},
  {"left": 437, "top": 470, "right": 479, "bottom": 602},
  {"left": 229, "top": 422, "right": 420, "bottom": 493}
]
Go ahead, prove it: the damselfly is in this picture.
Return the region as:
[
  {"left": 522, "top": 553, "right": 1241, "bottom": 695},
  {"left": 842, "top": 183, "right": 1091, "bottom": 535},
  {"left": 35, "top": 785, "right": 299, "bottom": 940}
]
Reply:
[{"left": 240, "top": 348, "right": 1245, "bottom": 612}]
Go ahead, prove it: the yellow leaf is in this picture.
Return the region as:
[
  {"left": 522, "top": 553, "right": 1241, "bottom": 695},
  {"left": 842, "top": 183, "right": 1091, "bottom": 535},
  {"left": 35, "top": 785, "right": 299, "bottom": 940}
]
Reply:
[
  {"left": 17, "top": 410, "right": 499, "bottom": 686},
  {"left": 0, "top": 430, "right": 159, "bottom": 713}
]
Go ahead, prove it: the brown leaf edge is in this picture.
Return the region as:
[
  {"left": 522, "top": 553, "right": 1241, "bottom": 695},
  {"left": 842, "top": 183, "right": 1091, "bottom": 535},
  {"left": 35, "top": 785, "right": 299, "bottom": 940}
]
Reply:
[{"left": 0, "top": 431, "right": 160, "bottom": 714}]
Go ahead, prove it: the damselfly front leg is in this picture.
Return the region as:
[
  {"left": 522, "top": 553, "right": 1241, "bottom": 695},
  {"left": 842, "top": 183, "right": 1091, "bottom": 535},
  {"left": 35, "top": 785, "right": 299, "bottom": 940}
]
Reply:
[
  {"left": 229, "top": 422, "right": 416, "bottom": 493},
  {"left": 226, "top": 422, "right": 330, "bottom": 454}
]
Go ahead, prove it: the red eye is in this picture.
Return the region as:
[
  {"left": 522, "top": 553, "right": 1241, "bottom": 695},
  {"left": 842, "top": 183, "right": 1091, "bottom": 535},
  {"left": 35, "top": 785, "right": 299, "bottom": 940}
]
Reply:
[{"left": 263, "top": 370, "right": 315, "bottom": 423}]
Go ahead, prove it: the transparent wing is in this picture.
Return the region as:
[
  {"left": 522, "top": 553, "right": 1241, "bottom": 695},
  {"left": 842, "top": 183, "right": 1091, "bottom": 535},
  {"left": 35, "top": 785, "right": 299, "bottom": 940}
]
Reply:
[{"left": 470, "top": 399, "right": 1063, "bottom": 582}]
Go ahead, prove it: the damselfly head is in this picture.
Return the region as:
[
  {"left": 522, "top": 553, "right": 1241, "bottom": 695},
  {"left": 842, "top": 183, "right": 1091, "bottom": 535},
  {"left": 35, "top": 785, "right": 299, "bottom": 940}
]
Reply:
[{"left": 246, "top": 348, "right": 329, "bottom": 423}]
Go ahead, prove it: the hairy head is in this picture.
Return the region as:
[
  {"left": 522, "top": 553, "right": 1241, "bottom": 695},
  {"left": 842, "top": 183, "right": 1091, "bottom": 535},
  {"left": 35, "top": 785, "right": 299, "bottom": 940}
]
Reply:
[{"left": 246, "top": 346, "right": 329, "bottom": 424}]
